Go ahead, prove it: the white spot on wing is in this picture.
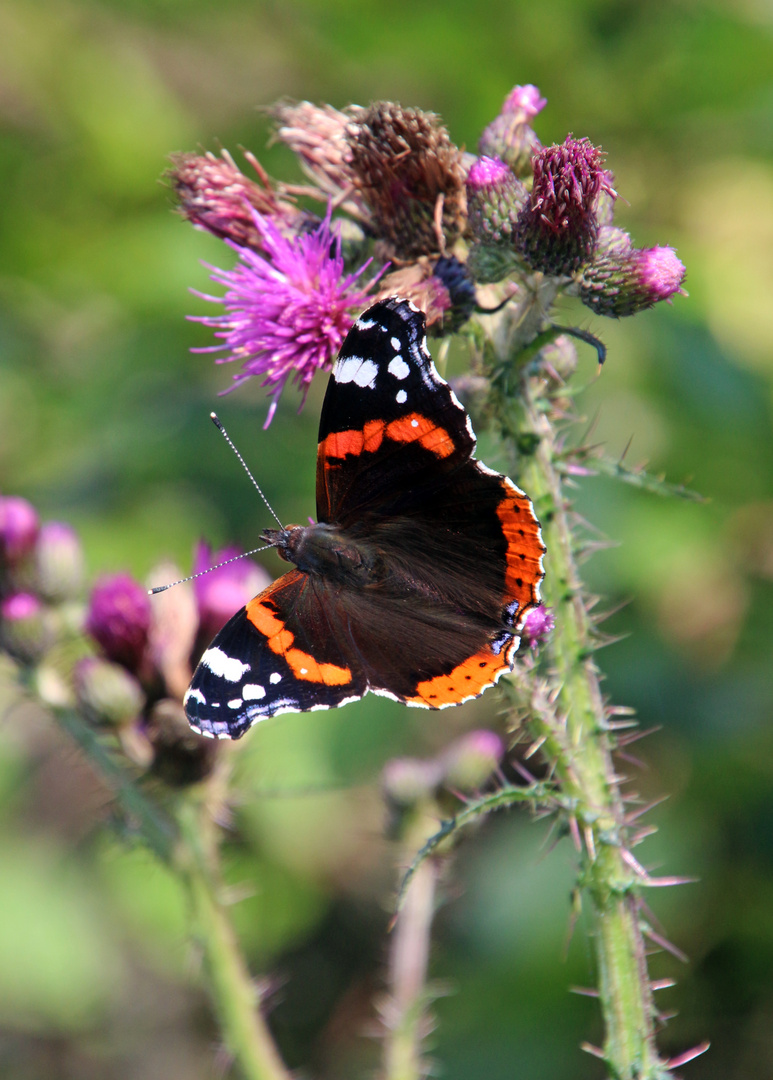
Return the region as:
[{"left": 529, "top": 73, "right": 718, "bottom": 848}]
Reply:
[
  {"left": 243, "top": 683, "right": 266, "bottom": 700},
  {"left": 411, "top": 418, "right": 419, "bottom": 428},
  {"left": 269, "top": 672, "right": 282, "bottom": 684},
  {"left": 388, "top": 356, "right": 410, "bottom": 380},
  {"left": 390, "top": 336, "right": 402, "bottom": 351},
  {"left": 335, "top": 356, "right": 379, "bottom": 389},
  {"left": 355, "top": 316, "right": 377, "bottom": 330},
  {"left": 227, "top": 698, "right": 243, "bottom": 709},
  {"left": 396, "top": 389, "right": 407, "bottom": 404},
  {"left": 201, "top": 646, "right": 250, "bottom": 682},
  {"left": 185, "top": 688, "right": 205, "bottom": 706}
]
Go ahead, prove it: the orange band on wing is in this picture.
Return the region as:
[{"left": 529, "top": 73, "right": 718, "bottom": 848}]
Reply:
[
  {"left": 405, "top": 638, "right": 517, "bottom": 708},
  {"left": 246, "top": 597, "right": 352, "bottom": 686},
  {"left": 319, "top": 414, "right": 455, "bottom": 462},
  {"left": 496, "top": 487, "right": 546, "bottom": 613}
]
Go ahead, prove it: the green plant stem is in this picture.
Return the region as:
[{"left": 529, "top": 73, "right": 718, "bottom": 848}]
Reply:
[
  {"left": 488, "top": 290, "right": 670, "bottom": 1079},
  {"left": 175, "top": 793, "right": 292, "bottom": 1080},
  {"left": 382, "top": 855, "right": 438, "bottom": 1080}
]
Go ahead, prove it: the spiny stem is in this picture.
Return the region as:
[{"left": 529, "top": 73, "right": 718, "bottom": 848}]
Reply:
[{"left": 174, "top": 792, "right": 292, "bottom": 1080}]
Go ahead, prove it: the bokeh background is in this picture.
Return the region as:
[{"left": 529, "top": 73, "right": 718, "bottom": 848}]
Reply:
[{"left": 2, "top": 1, "right": 773, "bottom": 1077}]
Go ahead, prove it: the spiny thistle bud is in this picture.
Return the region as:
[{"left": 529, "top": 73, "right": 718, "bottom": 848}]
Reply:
[
  {"left": 169, "top": 150, "right": 301, "bottom": 252},
  {"left": 0, "top": 495, "right": 39, "bottom": 566},
  {"left": 346, "top": 102, "right": 467, "bottom": 260},
  {"left": 74, "top": 656, "right": 145, "bottom": 728},
  {"left": 34, "top": 521, "right": 85, "bottom": 603},
  {"left": 145, "top": 698, "right": 219, "bottom": 786},
  {"left": 85, "top": 573, "right": 151, "bottom": 672},
  {"left": 0, "top": 592, "right": 50, "bottom": 663},
  {"left": 577, "top": 231, "right": 687, "bottom": 317},
  {"left": 441, "top": 729, "right": 504, "bottom": 791},
  {"left": 479, "top": 84, "right": 546, "bottom": 178},
  {"left": 515, "top": 136, "right": 615, "bottom": 276},
  {"left": 466, "top": 156, "right": 528, "bottom": 246},
  {"left": 520, "top": 604, "right": 555, "bottom": 649}
]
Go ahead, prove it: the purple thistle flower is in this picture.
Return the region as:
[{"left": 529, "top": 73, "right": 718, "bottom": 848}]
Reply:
[
  {"left": 192, "top": 541, "right": 271, "bottom": 639},
  {"left": 502, "top": 84, "right": 548, "bottom": 121},
  {"left": 515, "top": 136, "right": 615, "bottom": 276},
  {"left": 479, "top": 84, "right": 546, "bottom": 176},
  {"left": 191, "top": 208, "right": 382, "bottom": 426},
  {"left": 35, "top": 521, "right": 85, "bottom": 602},
  {"left": 86, "top": 573, "right": 151, "bottom": 672},
  {"left": 0, "top": 591, "right": 49, "bottom": 663}
]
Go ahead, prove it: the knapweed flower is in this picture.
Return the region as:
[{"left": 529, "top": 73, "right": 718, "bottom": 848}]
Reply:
[
  {"left": 479, "top": 84, "right": 546, "bottom": 177},
  {"left": 577, "top": 235, "right": 687, "bottom": 317},
  {"left": 515, "top": 136, "right": 616, "bottom": 276},
  {"left": 0, "top": 495, "right": 39, "bottom": 565},
  {"left": 346, "top": 102, "right": 468, "bottom": 260},
  {"left": 170, "top": 149, "right": 303, "bottom": 252},
  {"left": 192, "top": 541, "right": 271, "bottom": 640},
  {"left": 520, "top": 604, "right": 555, "bottom": 650},
  {"left": 86, "top": 573, "right": 151, "bottom": 672},
  {"left": 192, "top": 208, "right": 381, "bottom": 425}
]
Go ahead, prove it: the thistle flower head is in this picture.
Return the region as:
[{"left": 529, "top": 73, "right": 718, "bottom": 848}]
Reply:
[
  {"left": 192, "top": 541, "right": 271, "bottom": 639},
  {"left": 346, "top": 102, "right": 467, "bottom": 260},
  {"left": 441, "top": 729, "right": 504, "bottom": 790},
  {"left": 270, "top": 101, "right": 362, "bottom": 211},
  {"left": 85, "top": 573, "right": 151, "bottom": 672},
  {"left": 74, "top": 656, "right": 145, "bottom": 728},
  {"left": 0, "top": 591, "right": 49, "bottom": 663},
  {"left": 0, "top": 495, "right": 39, "bottom": 565},
  {"left": 192, "top": 208, "right": 381, "bottom": 424},
  {"left": 170, "top": 150, "right": 304, "bottom": 252},
  {"left": 479, "top": 84, "right": 546, "bottom": 177},
  {"left": 515, "top": 136, "right": 615, "bottom": 276},
  {"left": 577, "top": 233, "right": 687, "bottom": 317}
]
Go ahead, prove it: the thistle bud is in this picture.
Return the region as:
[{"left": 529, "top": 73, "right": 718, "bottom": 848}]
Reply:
[
  {"left": 346, "top": 102, "right": 467, "bottom": 259},
  {"left": 479, "top": 85, "right": 546, "bottom": 178},
  {"left": 34, "top": 521, "right": 85, "bottom": 602},
  {"left": 169, "top": 151, "right": 301, "bottom": 252},
  {"left": 0, "top": 592, "right": 50, "bottom": 663},
  {"left": 0, "top": 496, "right": 39, "bottom": 565},
  {"left": 515, "top": 137, "right": 615, "bottom": 276},
  {"left": 85, "top": 573, "right": 151, "bottom": 672},
  {"left": 441, "top": 729, "right": 504, "bottom": 791},
  {"left": 74, "top": 656, "right": 145, "bottom": 728},
  {"left": 382, "top": 756, "right": 444, "bottom": 808},
  {"left": 146, "top": 698, "right": 219, "bottom": 786},
  {"left": 577, "top": 234, "right": 687, "bottom": 317},
  {"left": 466, "top": 156, "right": 528, "bottom": 246},
  {"left": 520, "top": 604, "right": 555, "bottom": 650}
]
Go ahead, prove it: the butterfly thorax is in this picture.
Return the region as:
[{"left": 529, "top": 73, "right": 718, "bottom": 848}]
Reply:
[{"left": 261, "top": 524, "right": 383, "bottom": 587}]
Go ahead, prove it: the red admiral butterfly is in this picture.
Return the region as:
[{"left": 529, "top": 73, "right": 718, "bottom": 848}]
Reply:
[{"left": 185, "top": 298, "right": 545, "bottom": 739}]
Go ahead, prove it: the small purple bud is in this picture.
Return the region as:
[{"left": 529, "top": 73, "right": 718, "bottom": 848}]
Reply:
[
  {"left": 479, "top": 85, "right": 545, "bottom": 177},
  {"left": 577, "top": 235, "right": 687, "bottom": 317},
  {"left": 0, "top": 592, "right": 49, "bottom": 662},
  {"left": 34, "top": 521, "right": 85, "bottom": 602},
  {"left": 515, "top": 137, "right": 615, "bottom": 276},
  {"left": 441, "top": 729, "right": 504, "bottom": 791},
  {"left": 382, "top": 756, "right": 444, "bottom": 807},
  {"left": 0, "top": 496, "right": 39, "bottom": 564},
  {"left": 502, "top": 84, "right": 547, "bottom": 120},
  {"left": 520, "top": 604, "right": 555, "bottom": 650},
  {"left": 192, "top": 541, "right": 271, "bottom": 640},
  {"left": 74, "top": 656, "right": 145, "bottom": 728},
  {"left": 85, "top": 573, "right": 151, "bottom": 671},
  {"left": 466, "top": 156, "right": 528, "bottom": 250}
]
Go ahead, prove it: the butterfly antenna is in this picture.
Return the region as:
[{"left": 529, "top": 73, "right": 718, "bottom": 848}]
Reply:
[
  {"left": 148, "top": 541, "right": 278, "bottom": 595},
  {"left": 210, "top": 412, "right": 283, "bottom": 527}
]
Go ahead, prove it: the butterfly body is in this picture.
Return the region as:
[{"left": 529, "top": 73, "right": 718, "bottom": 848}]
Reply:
[{"left": 185, "top": 298, "right": 545, "bottom": 740}]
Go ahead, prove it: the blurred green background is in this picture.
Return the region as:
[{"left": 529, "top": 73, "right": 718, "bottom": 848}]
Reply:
[{"left": 2, "top": 0, "right": 773, "bottom": 1076}]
